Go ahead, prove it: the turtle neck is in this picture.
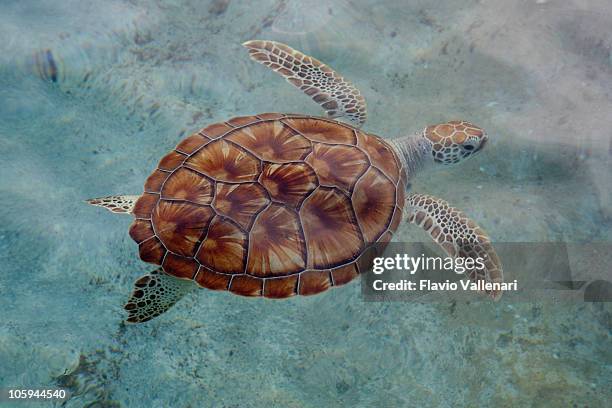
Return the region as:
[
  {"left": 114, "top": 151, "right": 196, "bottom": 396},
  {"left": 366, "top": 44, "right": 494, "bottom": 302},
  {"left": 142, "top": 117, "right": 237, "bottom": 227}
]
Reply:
[{"left": 389, "top": 133, "right": 433, "bottom": 179}]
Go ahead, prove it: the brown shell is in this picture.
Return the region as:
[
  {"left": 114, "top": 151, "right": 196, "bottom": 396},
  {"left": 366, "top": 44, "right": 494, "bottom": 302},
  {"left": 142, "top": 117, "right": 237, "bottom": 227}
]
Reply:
[{"left": 130, "top": 114, "right": 406, "bottom": 298}]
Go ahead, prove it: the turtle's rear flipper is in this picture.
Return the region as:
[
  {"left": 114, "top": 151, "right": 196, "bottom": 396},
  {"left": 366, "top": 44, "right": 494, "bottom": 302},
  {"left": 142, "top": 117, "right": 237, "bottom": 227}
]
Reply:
[
  {"left": 243, "top": 40, "right": 367, "bottom": 127},
  {"left": 405, "top": 194, "right": 504, "bottom": 300},
  {"left": 124, "top": 269, "right": 196, "bottom": 323},
  {"left": 86, "top": 195, "right": 140, "bottom": 214}
]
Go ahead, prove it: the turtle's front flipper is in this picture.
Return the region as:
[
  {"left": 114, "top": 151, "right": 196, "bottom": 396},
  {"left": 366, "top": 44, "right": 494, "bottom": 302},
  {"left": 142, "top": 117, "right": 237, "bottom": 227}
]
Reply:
[
  {"left": 86, "top": 195, "right": 140, "bottom": 214},
  {"left": 124, "top": 269, "right": 196, "bottom": 323},
  {"left": 406, "top": 194, "right": 504, "bottom": 300},
  {"left": 243, "top": 40, "right": 367, "bottom": 127}
]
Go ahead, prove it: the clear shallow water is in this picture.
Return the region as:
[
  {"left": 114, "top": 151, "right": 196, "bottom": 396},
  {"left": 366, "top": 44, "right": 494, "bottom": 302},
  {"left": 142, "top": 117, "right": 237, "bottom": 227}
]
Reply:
[{"left": 0, "top": 0, "right": 610, "bottom": 407}]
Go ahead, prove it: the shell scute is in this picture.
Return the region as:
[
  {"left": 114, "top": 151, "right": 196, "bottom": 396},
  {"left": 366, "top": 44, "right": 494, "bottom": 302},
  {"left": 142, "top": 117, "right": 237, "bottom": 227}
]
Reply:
[
  {"left": 139, "top": 237, "right": 166, "bottom": 264},
  {"left": 129, "top": 219, "right": 155, "bottom": 243},
  {"left": 213, "top": 182, "right": 269, "bottom": 230},
  {"left": 185, "top": 139, "right": 260, "bottom": 182},
  {"left": 331, "top": 263, "right": 359, "bottom": 286},
  {"left": 152, "top": 200, "right": 213, "bottom": 257},
  {"left": 176, "top": 133, "right": 210, "bottom": 154},
  {"left": 356, "top": 131, "right": 400, "bottom": 183},
  {"left": 195, "top": 266, "right": 231, "bottom": 290},
  {"left": 226, "top": 115, "right": 260, "bottom": 127},
  {"left": 355, "top": 244, "right": 381, "bottom": 274},
  {"left": 352, "top": 167, "right": 396, "bottom": 243},
  {"left": 196, "top": 217, "right": 247, "bottom": 274},
  {"left": 144, "top": 170, "right": 169, "bottom": 193},
  {"left": 389, "top": 206, "right": 403, "bottom": 234},
  {"left": 133, "top": 193, "right": 159, "bottom": 219},
  {"left": 247, "top": 203, "right": 306, "bottom": 276},
  {"left": 264, "top": 276, "right": 298, "bottom": 298},
  {"left": 259, "top": 162, "right": 317, "bottom": 207},
  {"left": 284, "top": 117, "right": 356, "bottom": 144},
  {"left": 161, "top": 167, "right": 214, "bottom": 205},
  {"left": 305, "top": 143, "right": 368, "bottom": 191},
  {"left": 158, "top": 151, "right": 187, "bottom": 171},
  {"left": 257, "top": 112, "right": 286, "bottom": 120},
  {"left": 162, "top": 253, "right": 199, "bottom": 279},
  {"left": 227, "top": 121, "right": 311, "bottom": 162},
  {"left": 300, "top": 187, "right": 364, "bottom": 269},
  {"left": 229, "top": 275, "right": 263, "bottom": 296},
  {"left": 200, "top": 122, "right": 233, "bottom": 138},
  {"left": 299, "top": 270, "right": 332, "bottom": 295},
  {"left": 378, "top": 231, "right": 394, "bottom": 245}
]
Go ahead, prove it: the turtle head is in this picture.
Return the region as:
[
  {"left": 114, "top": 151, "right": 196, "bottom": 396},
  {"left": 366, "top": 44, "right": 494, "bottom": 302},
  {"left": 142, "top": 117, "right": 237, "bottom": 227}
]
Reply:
[{"left": 422, "top": 121, "right": 488, "bottom": 165}]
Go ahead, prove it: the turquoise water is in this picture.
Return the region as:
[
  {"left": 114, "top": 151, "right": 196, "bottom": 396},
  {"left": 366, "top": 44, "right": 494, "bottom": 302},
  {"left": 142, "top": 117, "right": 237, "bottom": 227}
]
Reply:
[{"left": 1, "top": 0, "right": 610, "bottom": 406}]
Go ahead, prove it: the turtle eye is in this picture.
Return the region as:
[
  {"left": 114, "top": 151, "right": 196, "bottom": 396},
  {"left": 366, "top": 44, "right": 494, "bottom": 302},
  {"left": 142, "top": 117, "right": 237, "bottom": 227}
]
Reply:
[{"left": 463, "top": 144, "right": 475, "bottom": 151}]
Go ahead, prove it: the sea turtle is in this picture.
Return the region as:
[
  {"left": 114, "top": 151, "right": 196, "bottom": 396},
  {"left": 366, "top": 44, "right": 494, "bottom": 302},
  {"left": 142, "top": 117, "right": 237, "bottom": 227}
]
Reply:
[{"left": 87, "top": 40, "right": 503, "bottom": 323}]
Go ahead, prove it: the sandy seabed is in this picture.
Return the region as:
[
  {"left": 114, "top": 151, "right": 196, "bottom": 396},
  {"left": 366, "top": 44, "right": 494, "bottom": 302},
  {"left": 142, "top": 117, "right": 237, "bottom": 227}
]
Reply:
[{"left": 0, "top": 0, "right": 610, "bottom": 407}]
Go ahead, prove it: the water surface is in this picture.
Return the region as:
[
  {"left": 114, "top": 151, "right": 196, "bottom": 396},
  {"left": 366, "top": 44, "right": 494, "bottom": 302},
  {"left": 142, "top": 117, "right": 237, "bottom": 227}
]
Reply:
[{"left": 0, "top": 0, "right": 610, "bottom": 406}]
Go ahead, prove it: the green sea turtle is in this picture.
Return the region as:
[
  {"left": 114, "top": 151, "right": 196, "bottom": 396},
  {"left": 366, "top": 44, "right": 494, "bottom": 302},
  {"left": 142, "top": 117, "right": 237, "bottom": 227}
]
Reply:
[{"left": 87, "top": 40, "right": 503, "bottom": 323}]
